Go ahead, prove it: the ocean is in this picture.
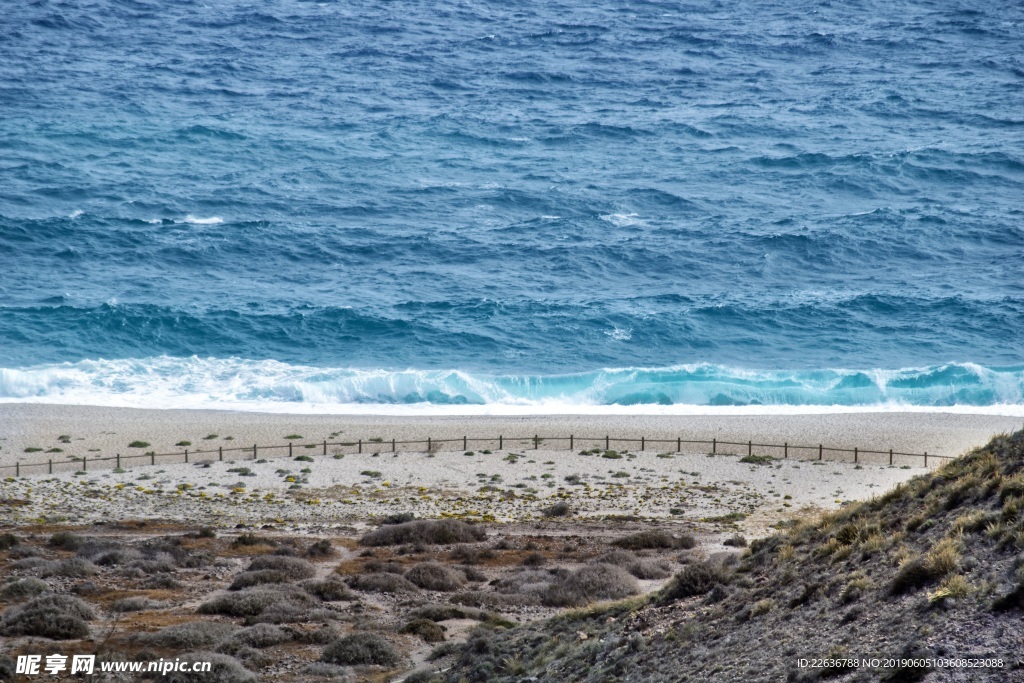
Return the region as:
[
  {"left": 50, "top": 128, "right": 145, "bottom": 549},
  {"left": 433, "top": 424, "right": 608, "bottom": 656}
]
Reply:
[{"left": 1, "top": 0, "right": 1022, "bottom": 412}]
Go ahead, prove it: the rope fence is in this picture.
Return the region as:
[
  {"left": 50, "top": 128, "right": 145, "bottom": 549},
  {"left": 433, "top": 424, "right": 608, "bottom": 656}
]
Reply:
[{"left": 1, "top": 434, "right": 951, "bottom": 478}]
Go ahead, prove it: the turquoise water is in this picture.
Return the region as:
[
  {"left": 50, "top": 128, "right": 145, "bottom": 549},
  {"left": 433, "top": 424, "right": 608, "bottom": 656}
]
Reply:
[{"left": 1, "top": 1, "right": 1022, "bottom": 409}]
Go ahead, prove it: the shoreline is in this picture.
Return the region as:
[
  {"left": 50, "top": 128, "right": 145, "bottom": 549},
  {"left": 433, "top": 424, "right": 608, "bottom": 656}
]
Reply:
[{"left": 1, "top": 403, "right": 1019, "bottom": 469}]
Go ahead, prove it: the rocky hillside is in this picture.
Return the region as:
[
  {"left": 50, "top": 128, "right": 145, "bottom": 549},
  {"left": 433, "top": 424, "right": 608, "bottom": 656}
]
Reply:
[{"left": 432, "top": 430, "right": 1024, "bottom": 682}]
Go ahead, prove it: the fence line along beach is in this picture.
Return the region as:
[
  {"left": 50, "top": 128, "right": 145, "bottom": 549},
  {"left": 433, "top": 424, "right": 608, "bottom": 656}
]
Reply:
[{"left": 2, "top": 403, "right": 1019, "bottom": 475}]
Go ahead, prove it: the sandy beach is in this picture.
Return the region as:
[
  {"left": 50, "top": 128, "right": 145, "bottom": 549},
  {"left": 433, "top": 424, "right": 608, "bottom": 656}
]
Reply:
[
  {"left": 1, "top": 403, "right": 1019, "bottom": 535},
  {"left": 2, "top": 403, "right": 1019, "bottom": 469}
]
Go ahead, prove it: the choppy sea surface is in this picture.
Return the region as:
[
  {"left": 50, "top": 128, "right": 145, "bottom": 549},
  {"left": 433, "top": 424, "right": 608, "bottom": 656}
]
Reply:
[{"left": 1, "top": 0, "right": 1022, "bottom": 412}]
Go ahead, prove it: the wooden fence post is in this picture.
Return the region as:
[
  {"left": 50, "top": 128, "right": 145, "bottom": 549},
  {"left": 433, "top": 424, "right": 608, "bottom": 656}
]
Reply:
[
  {"left": 323, "top": 440, "right": 327, "bottom": 456},
  {"left": 219, "top": 446, "right": 223, "bottom": 461},
  {"left": 924, "top": 452, "right": 928, "bottom": 467},
  {"left": 677, "top": 437, "right": 681, "bottom": 452},
  {"left": 427, "top": 437, "right": 432, "bottom": 452},
  {"left": 48, "top": 459, "right": 52, "bottom": 474},
  {"left": 151, "top": 451, "right": 155, "bottom": 465},
  {"left": 117, "top": 453, "right": 121, "bottom": 469},
  {"left": 818, "top": 444, "right": 823, "bottom": 461},
  {"left": 83, "top": 456, "right": 87, "bottom": 472},
  {"left": 499, "top": 435, "right": 503, "bottom": 450},
  {"left": 889, "top": 449, "right": 893, "bottom": 465},
  {"left": 185, "top": 449, "right": 188, "bottom": 464},
  {"left": 606, "top": 435, "right": 610, "bottom": 450},
  {"left": 570, "top": 435, "right": 574, "bottom": 450},
  {"left": 358, "top": 439, "right": 362, "bottom": 454},
  {"left": 392, "top": 438, "right": 396, "bottom": 453},
  {"left": 712, "top": 438, "right": 716, "bottom": 454},
  {"left": 854, "top": 447, "right": 858, "bottom": 464},
  {"left": 464, "top": 436, "right": 467, "bottom": 451},
  {"left": 253, "top": 444, "right": 257, "bottom": 460},
  {"left": 534, "top": 435, "right": 539, "bottom": 449},
  {"left": 15, "top": 462, "right": 18, "bottom": 477},
  {"left": 784, "top": 442, "right": 788, "bottom": 459},
  {"left": 748, "top": 440, "right": 752, "bottom": 457},
  {"left": 289, "top": 442, "right": 293, "bottom": 457},
  {"left": 641, "top": 436, "right": 645, "bottom": 451}
]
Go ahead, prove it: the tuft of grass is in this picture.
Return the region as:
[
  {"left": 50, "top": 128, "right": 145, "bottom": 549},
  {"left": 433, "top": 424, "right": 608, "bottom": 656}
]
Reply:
[
  {"left": 48, "top": 531, "right": 84, "bottom": 550},
  {"left": 23, "top": 447, "right": 43, "bottom": 453},
  {"left": 701, "top": 512, "right": 747, "bottom": 524},
  {"left": 601, "top": 450, "right": 623, "bottom": 459},
  {"left": 928, "top": 574, "right": 972, "bottom": 603},
  {"left": 128, "top": 441, "right": 150, "bottom": 448},
  {"left": 203, "top": 434, "right": 219, "bottom": 440},
  {"left": 739, "top": 454, "right": 776, "bottom": 465},
  {"left": 723, "top": 534, "right": 747, "bottom": 548},
  {"left": 176, "top": 440, "right": 192, "bottom": 447},
  {"left": 294, "top": 455, "right": 314, "bottom": 462},
  {"left": 284, "top": 434, "right": 303, "bottom": 440}
]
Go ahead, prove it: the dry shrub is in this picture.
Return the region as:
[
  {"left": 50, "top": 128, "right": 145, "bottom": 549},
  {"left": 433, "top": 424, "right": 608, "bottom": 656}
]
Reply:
[
  {"left": 347, "top": 573, "right": 420, "bottom": 594},
  {"left": 0, "top": 533, "right": 19, "bottom": 551},
  {"left": 0, "top": 594, "right": 95, "bottom": 639},
  {"left": 246, "top": 555, "right": 316, "bottom": 579},
  {"left": 198, "top": 586, "right": 316, "bottom": 619},
  {"left": 449, "top": 545, "right": 495, "bottom": 564},
  {"left": 360, "top": 520, "right": 486, "bottom": 546},
  {"left": 301, "top": 578, "right": 354, "bottom": 602},
  {"left": 380, "top": 512, "right": 417, "bottom": 525},
  {"left": 409, "top": 604, "right": 489, "bottom": 622},
  {"left": 363, "top": 560, "right": 405, "bottom": 574},
  {"left": 541, "top": 564, "right": 639, "bottom": 607},
  {"left": 0, "top": 577, "right": 49, "bottom": 601},
  {"left": 321, "top": 633, "right": 401, "bottom": 666},
  {"left": 542, "top": 501, "right": 573, "bottom": 518},
  {"left": 305, "top": 539, "right": 336, "bottom": 558},
  {"left": 48, "top": 531, "right": 84, "bottom": 551},
  {"left": 142, "top": 622, "right": 238, "bottom": 649},
  {"left": 219, "top": 624, "right": 290, "bottom": 650},
  {"left": 112, "top": 596, "right": 162, "bottom": 612},
  {"left": 596, "top": 550, "right": 672, "bottom": 580},
  {"left": 230, "top": 570, "right": 291, "bottom": 591},
  {"left": 612, "top": 531, "right": 680, "bottom": 550},
  {"left": 405, "top": 562, "right": 465, "bottom": 592},
  {"left": 400, "top": 618, "right": 447, "bottom": 642},
  {"left": 157, "top": 651, "right": 256, "bottom": 683},
  {"left": 659, "top": 561, "right": 731, "bottom": 603}
]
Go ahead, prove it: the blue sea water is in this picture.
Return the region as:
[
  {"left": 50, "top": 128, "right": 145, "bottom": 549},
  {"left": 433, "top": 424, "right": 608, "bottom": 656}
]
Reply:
[{"left": 1, "top": 0, "right": 1023, "bottom": 411}]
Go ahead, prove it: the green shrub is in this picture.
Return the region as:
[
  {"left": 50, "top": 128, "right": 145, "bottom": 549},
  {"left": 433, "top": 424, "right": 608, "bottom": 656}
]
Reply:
[
  {"left": 541, "top": 501, "right": 573, "bottom": 518},
  {"left": 176, "top": 441, "right": 193, "bottom": 447},
  {"left": 305, "top": 539, "right": 335, "bottom": 558},
  {"left": 284, "top": 434, "right": 303, "bottom": 440},
  {"left": 301, "top": 578, "right": 354, "bottom": 602},
  {"left": 129, "top": 441, "right": 151, "bottom": 448},
  {"left": 321, "top": 633, "right": 400, "bottom": 666},
  {"left": 0, "top": 533, "right": 19, "bottom": 551}
]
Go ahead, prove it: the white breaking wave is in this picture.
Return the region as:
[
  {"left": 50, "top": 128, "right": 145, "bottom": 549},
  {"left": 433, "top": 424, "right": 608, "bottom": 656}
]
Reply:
[{"left": 182, "top": 215, "right": 224, "bottom": 224}]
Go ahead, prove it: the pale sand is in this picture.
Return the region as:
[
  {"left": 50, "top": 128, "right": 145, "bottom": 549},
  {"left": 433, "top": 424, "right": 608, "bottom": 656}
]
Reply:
[
  {"left": 0, "top": 403, "right": 1018, "bottom": 536},
  {"left": 1, "top": 403, "right": 1019, "bottom": 468}
]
